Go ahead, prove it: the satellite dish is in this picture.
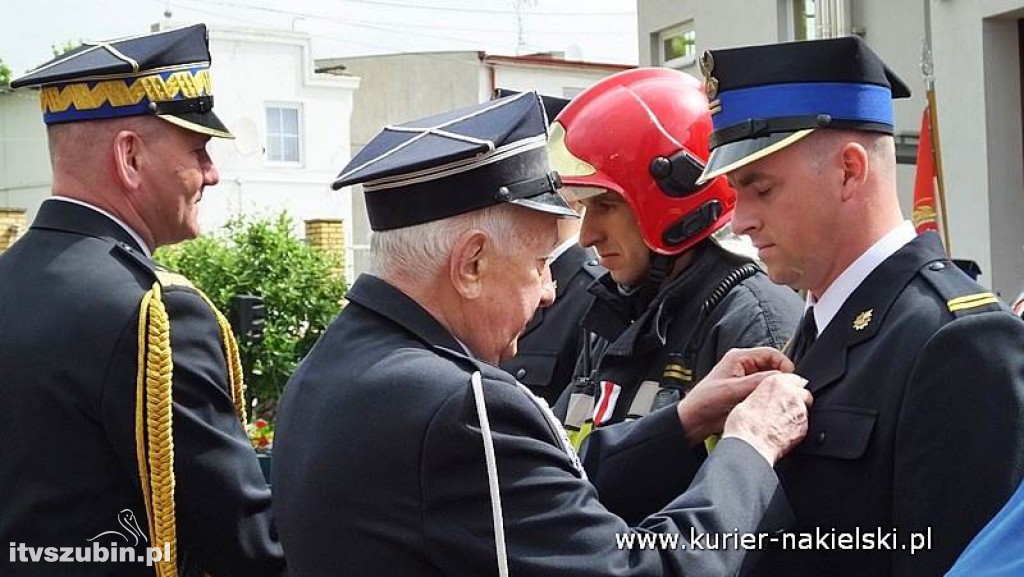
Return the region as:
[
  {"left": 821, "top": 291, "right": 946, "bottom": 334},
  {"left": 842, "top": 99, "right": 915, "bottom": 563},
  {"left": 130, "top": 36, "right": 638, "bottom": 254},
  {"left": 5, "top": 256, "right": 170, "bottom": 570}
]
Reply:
[{"left": 231, "top": 118, "right": 261, "bottom": 157}]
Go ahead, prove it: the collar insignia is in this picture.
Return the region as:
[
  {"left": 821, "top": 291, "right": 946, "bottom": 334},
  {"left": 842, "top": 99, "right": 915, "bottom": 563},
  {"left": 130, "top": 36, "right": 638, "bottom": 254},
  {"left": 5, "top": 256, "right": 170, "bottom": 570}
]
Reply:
[{"left": 853, "top": 309, "right": 873, "bottom": 331}]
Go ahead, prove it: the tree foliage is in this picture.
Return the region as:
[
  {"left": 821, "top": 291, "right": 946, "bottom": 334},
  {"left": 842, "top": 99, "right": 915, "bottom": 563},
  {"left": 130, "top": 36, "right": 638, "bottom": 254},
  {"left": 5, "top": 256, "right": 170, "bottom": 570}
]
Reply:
[
  {"left": 156, "top": 213, "right": 347, "bottom": 418},
  {"left": 0, "top": 58, "right": 11, "bottom": 87},
  {"left": 51, "top": 39, "right": 82, "bottom": 58}
]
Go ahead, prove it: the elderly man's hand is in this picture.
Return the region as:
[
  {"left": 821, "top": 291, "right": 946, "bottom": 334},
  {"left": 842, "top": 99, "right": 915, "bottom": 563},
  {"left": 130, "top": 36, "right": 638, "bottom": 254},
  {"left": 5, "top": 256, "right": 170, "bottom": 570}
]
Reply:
[
  {"left": 676, "top": 347, "right": 795, "bottom": 446},
  {"left": 722, "top": 374, "right": 812, "bottom": 465}
]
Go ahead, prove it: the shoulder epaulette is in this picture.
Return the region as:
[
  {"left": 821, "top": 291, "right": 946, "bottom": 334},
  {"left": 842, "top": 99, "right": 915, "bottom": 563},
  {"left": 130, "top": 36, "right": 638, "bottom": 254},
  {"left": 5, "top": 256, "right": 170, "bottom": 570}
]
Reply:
[
  {"left": 919, "top": 259, "right": 1003, "bottom": 317},
  {"left": 154, "top": 269, "right": 195, "bottom": 289},
  {"left": 111, "top": 240, "right": 157, "bottom": 280}
]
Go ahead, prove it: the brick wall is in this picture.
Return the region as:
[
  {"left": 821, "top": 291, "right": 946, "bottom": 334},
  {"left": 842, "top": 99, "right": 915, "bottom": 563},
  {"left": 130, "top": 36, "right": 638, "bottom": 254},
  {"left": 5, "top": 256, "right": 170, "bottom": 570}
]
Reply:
[
  {"left": 304, "top": 219, "right": 345, "bottom": 277},
  {"left": 0, "top": 209, "right": 27, "bottom": 253}
]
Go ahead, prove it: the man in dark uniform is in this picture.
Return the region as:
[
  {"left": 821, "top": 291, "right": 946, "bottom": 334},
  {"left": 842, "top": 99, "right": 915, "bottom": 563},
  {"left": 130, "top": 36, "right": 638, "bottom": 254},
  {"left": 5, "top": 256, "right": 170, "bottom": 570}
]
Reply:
[
  {"left": 546, "top": 68, "right": 802, "bottom": 523},
  {"left": 272, "top": 91, "right": 813, "bottom": 576},
  {"left": 0, "top": 25, "right": 284, "bottom": 577},
  {"left": 496, "top": 91, "right": 605, "bottom": 404},
  {"left": 696, "top": 36, "right": 1024, "bottom": 576},
  {"left": 499, "top": 208, "right": 603, "bottom": 404}
]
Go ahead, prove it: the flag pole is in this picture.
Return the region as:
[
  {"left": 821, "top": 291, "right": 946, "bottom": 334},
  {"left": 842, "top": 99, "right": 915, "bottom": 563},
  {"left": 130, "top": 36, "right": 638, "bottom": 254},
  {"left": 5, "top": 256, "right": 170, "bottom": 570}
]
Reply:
[{"left": 922, "top": 0, "right": 952, "bottom": 254}]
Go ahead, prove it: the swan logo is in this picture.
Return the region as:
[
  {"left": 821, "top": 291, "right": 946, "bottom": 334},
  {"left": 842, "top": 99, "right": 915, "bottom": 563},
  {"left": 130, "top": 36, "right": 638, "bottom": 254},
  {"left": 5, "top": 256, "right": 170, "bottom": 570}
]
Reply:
[
  {"left": 87, "top": 509, "right": 148, "bottom": 546},
  {"left": 9, "top": 508, "right": 170, "bottom": 565}
]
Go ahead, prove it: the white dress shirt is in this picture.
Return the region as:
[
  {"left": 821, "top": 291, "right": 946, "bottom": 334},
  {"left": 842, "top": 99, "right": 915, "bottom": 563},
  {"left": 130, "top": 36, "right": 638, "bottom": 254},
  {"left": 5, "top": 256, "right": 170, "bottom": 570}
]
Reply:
[{"left": 808, "top": 221, "right": 917, "bottom": 335}]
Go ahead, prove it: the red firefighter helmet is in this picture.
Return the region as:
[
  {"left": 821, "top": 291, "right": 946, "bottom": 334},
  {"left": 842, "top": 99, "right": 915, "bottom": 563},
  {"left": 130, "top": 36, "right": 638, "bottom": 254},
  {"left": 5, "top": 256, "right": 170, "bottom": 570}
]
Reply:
[{"left": 549, "top": 67, "right": 735, "bottom": 255}]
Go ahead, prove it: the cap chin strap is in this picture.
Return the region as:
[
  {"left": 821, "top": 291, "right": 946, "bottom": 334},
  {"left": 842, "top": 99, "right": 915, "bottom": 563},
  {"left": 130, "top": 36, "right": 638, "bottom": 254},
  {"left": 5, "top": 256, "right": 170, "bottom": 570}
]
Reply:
[
  {"left": 623, "top": 252, "right": 677, "bottom": 318},
  {"left": 147, "top": 95, "right": 214, "bottom": 116},
  {"left": 647, "top": 251, "right": 677, "bottom": 289},
  {"left": 493, "top": 170, "right": 562, "bottom": 202}
]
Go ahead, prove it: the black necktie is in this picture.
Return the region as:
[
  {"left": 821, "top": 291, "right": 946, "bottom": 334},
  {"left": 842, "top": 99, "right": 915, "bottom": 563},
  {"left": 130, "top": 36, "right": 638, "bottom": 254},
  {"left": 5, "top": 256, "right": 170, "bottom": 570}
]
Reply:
[{"left": 788, "top": 307, "right": 818, "bottom": 363}]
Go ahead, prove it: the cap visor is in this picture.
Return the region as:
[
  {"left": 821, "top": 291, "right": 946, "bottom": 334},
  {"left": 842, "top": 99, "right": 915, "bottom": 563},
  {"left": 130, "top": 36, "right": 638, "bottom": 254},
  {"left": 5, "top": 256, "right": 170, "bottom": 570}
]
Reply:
[
  {"left": 697, "top": 129, "right": 814, "bottom": 185},
  {"left": 510, "top": 191, "right": 580, "bottom": 219},
  {"left": 157, "top": 111, "right": 234, "bottom": 139}
]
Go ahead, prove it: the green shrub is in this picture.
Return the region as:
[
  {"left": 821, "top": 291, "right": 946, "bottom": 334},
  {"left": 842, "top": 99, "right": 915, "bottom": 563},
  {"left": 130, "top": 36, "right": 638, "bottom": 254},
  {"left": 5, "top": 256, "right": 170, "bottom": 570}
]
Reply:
[{"left": 156, "top": 213, "right": 347, "bottom": 418}]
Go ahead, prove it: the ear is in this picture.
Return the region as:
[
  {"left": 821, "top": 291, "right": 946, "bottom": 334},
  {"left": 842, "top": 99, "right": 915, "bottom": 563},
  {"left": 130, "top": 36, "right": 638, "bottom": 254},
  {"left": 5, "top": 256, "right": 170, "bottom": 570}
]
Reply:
[
  {"left": 112, "top": 130, "right": 144, "bottom": 192},
  {"left": 449, "top": 230, "right": 489, "bottom": 299},
  {"left": 838, "top": 141, "right": 869, "bottom": 201}
]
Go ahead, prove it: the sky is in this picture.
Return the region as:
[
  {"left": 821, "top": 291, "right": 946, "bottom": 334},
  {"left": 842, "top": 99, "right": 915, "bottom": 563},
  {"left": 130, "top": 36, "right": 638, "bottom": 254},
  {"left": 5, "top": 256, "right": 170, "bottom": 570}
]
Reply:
[{"left": 3, "top": 0, "right": 639, "bottom": 77}]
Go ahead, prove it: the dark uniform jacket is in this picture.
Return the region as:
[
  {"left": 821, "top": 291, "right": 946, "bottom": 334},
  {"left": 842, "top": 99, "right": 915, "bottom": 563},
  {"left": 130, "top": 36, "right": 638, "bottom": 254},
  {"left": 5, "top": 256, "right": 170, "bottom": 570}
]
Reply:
[
  {"left": 554, "top": 240, "right": 802, "bottom": 523},
  {"left": 747, "top": 233, "right": 1024, "bottom": 577},
  {"left": 273, "top": 274, "right": 793, "bottom": 577},
  {"left": 500, "top": 243, "right": 603, "bottom": 404},
  {"left": 0, "top": 200, "right": 284, "bottom": 577}
]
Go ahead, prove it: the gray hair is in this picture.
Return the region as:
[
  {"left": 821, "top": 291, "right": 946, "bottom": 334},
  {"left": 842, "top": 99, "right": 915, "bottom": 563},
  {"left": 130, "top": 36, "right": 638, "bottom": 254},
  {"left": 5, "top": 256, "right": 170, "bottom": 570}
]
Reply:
[
  {"left": 369, "top": 203, "right": 526, "bottom": 283},
  {"left": 810, "top": 129, "right": 896, "bottom": 177},
  {"left": 47, "top": 116, "right": 164, "bottom": 171}
]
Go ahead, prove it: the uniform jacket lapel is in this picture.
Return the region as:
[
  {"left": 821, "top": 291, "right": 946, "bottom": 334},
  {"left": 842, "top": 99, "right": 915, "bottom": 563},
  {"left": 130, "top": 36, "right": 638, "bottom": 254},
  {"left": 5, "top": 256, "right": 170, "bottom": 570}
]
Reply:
[{"left": 798, "top": 233, "right": 947, "bottom": 395}]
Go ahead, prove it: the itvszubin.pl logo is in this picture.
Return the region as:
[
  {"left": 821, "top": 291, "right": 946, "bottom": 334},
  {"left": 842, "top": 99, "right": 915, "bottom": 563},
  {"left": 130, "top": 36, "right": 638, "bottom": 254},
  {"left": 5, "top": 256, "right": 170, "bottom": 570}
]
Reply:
[{"left": 9, "top": 509, "right": 170, "bottom": 565}]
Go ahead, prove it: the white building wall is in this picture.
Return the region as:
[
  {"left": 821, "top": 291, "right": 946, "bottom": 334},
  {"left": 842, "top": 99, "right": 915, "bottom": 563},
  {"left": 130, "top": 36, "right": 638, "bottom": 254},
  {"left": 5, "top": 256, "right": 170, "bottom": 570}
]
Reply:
[
  {"left": 692, "top": 1, "right": 782, "bottom": 53},
  {"left": 637, "top": 0, "right": 779, "bottom": 76},
  {"left": 932, "top": 4, "right": 997, "bottom": 293},
  {"left": 331, "top": 51, "right": 483, "bottom": 152},
  {"left": 981, "top": 13, "right": 1024, "bottom": 299},
  {"left": 0, "top": 89, "right": 50, "bottom": 223},
  {"left": 931, "top": 1, "right": 1024, "bottom": 298},
  {"left": 845, "top": 0, "right": 926, "bottom": 228},
  {"left": 489, "top": 63, "right": 622, "bottom": 99},
  {"left": 202, "top": 25, "right": 360, "bottom": 280}
]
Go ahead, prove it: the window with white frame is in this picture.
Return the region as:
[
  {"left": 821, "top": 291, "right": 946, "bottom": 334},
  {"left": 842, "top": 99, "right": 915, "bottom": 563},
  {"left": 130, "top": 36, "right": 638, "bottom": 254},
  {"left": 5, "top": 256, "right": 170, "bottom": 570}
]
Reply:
[
  {"left": 265, "top": 104, "right": 302, "bottom": 164},
  {"left": 658, "top": 22, "right": 697, "bottom": 70},
  {"left": 794, "top": 0, "right": 816, "bottom": 40},
  {"left": 780, "top": 0, "right": 817, "bottom": 41}
]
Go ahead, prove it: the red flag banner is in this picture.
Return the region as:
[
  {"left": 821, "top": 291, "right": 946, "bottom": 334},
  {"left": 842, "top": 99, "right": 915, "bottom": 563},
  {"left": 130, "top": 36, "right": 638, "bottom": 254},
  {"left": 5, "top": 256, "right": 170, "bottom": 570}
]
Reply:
[{"left": 913, "top": 106, "right": 940, "bottom": 234}]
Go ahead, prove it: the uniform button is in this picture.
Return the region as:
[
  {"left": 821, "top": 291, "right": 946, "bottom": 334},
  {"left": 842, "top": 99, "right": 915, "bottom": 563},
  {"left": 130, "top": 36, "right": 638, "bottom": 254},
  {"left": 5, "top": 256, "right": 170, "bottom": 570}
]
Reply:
[
  {"left": 929, "top": 262, "right": 946, "bottom": 271},
  {"left": 515, "top": 368, "right": 527, "bottom": 379},
  {"left": 587, "top": 260, "right": 599, "bottom": 267},
  {"left": 817, "top": 431, "right": 827, "bottom": 445}
]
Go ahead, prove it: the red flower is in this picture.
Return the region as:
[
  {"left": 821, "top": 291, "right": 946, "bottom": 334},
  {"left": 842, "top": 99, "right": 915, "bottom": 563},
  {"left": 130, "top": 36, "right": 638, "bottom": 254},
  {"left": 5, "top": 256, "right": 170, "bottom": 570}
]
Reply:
[{"left": 254, "top": 418, "right": 268, "bottom": 428}]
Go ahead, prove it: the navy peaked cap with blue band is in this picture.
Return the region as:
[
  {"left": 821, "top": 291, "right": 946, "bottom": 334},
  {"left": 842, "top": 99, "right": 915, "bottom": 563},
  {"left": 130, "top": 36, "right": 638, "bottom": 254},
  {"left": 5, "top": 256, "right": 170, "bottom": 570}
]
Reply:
[
  {"left": 697, "top": 35, "right": 910, "bottom": 184},
  {"left": 11, "top": 24, "right": 232, "bottom": 139},
  {"left": 332, "top": 91, "right": 577, "bottom": 231}
]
